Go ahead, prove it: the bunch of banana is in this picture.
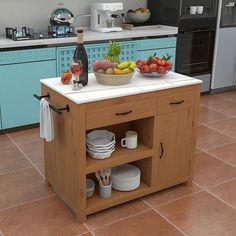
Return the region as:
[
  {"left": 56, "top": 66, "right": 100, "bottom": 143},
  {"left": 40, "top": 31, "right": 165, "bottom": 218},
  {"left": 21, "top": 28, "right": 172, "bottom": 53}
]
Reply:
[{"left": 114, "top": 61, "right": 136, "bottom": 75}]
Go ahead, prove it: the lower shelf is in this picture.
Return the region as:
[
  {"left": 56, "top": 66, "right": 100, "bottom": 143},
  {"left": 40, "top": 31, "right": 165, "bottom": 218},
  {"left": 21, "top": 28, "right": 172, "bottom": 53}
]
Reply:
[{"left": 86, "top": 181, "right": 152, "bottom": 215}]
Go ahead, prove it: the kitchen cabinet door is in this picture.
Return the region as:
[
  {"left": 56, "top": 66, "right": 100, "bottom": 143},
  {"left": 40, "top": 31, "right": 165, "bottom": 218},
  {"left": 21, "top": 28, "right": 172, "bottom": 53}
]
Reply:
[
  {"left": 155, "top": 106, "right": 194, "bottom": 189},
  {"left": 0, "top": 60, "right": 56, "bottom": 129}
]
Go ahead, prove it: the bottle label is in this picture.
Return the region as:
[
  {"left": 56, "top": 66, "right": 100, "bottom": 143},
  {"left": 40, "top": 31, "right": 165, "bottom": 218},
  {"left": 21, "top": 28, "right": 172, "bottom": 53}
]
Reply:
[{"left": 77, "top": 34, "right": 84, "bottom": 44}]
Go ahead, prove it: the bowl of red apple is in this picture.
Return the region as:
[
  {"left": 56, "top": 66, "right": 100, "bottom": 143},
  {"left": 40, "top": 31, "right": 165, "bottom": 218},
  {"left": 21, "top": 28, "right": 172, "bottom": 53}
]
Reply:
[{"left": 136, "top": 53, "right": 173, "bottom": 77}]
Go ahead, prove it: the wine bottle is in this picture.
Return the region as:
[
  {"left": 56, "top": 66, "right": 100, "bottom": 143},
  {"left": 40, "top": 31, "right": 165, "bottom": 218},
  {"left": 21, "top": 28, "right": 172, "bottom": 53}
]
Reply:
[{"left": 73, "top": 28, "right": 88, "bottom": 86}]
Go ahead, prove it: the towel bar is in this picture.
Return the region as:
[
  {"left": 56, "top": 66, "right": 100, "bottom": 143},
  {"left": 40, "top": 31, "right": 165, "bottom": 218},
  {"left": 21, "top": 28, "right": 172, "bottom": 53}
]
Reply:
[{"left": 33, "top": 93, "right": 70, "bottom": 115}]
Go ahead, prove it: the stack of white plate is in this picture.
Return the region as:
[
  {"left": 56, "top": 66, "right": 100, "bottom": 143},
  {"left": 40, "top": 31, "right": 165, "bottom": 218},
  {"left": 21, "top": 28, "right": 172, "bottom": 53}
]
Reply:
[
  {"left": 111, "top": 164, "right": 141, "bottom": 191},
  {"left": 86, "top": 130, "right": 116, "bottom": 159}
]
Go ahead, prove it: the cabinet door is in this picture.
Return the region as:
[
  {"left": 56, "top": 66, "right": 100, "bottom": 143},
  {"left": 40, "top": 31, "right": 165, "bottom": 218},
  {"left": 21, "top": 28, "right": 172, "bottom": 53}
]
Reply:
[
  {"left": 0, "top": 60, "right": 56, "bottom": 129},
  {"left": 155, "top": 106, "right": 194, "bottom": 189}
]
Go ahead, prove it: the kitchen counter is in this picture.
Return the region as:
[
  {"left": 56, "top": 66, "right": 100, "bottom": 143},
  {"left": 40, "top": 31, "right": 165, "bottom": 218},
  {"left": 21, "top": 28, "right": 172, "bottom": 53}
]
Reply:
[
  {"left": 0, "top": 25, "right": 178, "bottom": 49},
  {"left": 41, "top": 71, "right": 201, "bottom": 104}
]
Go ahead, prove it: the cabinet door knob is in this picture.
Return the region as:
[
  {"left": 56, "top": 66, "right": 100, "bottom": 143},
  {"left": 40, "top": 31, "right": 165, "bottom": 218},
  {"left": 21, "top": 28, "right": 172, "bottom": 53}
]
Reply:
[
  {"left": 170, "top": 100, "right": 185, "bottom": 105},
  {"left": 115, "top": 110, "right": 132, "bottom": 116},
  {"left": 160, "top": 142, "right": 164, "bottom": 159}
]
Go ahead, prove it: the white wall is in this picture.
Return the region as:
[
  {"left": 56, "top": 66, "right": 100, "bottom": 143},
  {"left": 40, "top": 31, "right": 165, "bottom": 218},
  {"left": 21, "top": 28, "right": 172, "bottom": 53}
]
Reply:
[{"left": 0, "top": 0, "right": 147, "bottom": 35}]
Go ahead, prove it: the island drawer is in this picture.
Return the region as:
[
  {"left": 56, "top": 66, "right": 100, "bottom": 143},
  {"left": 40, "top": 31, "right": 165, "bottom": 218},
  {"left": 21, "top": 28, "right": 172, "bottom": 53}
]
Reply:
[
  {"left": 86, "top": 99, "right": 156, "bottom": 129},
  {"left": 158, "top": 92, "right": 195, "bottom": 114}
]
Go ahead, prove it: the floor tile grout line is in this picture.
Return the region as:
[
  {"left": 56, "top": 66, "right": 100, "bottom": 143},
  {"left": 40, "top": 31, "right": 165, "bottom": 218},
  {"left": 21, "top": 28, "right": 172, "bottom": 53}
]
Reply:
[
  {"left": 0, "top": 166, "right": 32, "bottom": 177},
  {"left": 200, "top": 104, "right": 236, "bottom": 119},
  {"left": 202, "top": 148, "right": 236, "bottom": 169},
  {"left": 83, "top": 223, "right": 96, "bottom": 236},
  {"left": 89, "top": 208, "right": 151, "bottom": 232},
  {"left": 6, "top": 133, "right": 45, "bottom": 179},
  {"left": 0, "top": 193, "right": 56, "bottom": 212},
  {"left": 141, "top": 198, "right": 188, "bottom": 236},
  {"left": 201, "top": 123, "right": 236, "bottom": 140},
  {"left": 147, "top": 189, "right": 204, "bottom": 209},
  {"left": 199, "top": 117, "right": 233, "bottom": 126},
  {"left": 193, "top": 182, "right": 236, "bottom": 211},
  {"left": 197, "top": 140, "right": 236, "bottom": 152},
  {"left": 209, "top": 177, "right": 236, "bottom": 189}
]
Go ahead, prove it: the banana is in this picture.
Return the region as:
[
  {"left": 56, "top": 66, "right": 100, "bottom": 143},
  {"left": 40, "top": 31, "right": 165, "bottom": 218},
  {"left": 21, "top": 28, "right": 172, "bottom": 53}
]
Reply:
[{"left": 118, "top": 61, "right": 129, "bottom": 69}]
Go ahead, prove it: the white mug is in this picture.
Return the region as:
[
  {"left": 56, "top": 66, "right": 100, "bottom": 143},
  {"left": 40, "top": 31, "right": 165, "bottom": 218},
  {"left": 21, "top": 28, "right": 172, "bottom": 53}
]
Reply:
[
  {"left": 121, "top": 131, "right": 138, "bottom": 149},
  {"left": 197, "top": 6, "right": 204, "bottom": 14},
  {"left": 190, "top": 6, "right": 197, "bottom": 14}
]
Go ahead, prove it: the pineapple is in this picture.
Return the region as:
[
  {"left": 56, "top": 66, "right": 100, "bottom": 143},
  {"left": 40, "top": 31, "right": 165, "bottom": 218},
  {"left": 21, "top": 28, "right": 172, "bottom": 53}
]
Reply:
[{"left": 105, "top": 41, "right": 121, "bottom": 64}]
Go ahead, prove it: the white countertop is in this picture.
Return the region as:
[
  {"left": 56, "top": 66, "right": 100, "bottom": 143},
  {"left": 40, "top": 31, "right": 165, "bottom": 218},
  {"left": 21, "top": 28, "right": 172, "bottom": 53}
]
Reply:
[
  {"left": 0, "top": 25, "right": 178, "bottom": 49},
  {"left": 41, "top": 72, "right": 201, "bottom": 105}
]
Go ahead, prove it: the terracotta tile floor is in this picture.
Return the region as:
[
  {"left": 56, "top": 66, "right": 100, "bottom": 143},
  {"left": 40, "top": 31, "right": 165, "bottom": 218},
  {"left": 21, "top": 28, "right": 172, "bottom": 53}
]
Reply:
[{"left": 0, "top": 90, "right": 236, "bottom": 235}]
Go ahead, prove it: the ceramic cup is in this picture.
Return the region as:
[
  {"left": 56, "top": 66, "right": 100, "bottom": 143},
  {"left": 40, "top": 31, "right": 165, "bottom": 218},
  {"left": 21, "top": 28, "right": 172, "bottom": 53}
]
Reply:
[
  {"left": 190, "top": 6, "right": 197, "bottom": 14},
  {"left": 121, "top": 131, "right": 138, "bottom": 149},
  {"left": 197, "top": 6, "right": 204, "bottom": 14},
  {"left": 99, "top": 183, "right": 112, "bottom": 199}
]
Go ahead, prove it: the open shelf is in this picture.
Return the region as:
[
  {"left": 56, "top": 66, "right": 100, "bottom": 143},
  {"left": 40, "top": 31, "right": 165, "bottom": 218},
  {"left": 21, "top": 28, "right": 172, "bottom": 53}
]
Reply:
[
  {"left": 86, "top": 142, "right": 153, "bottom": 174},
  {"left": 86, "top": 181, "right": 151, "bottom": 214}
]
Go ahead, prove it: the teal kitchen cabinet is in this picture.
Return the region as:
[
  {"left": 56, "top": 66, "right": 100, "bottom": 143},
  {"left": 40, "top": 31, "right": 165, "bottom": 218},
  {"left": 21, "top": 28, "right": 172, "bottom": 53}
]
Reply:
[
  {"left": 0, "top": 48, "right": 56, "bottom": 129},
  {"left": 136, "top": 37, "right": 177, "bottom": 70},
  {"left": 57, "top": 41, "right": 137, "bottom": 76}
]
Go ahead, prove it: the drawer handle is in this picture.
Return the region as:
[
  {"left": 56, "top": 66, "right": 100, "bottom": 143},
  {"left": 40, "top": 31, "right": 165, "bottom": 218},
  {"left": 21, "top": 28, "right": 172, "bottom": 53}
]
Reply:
[
  {"left": 160, "top": 142, "right": 164, "bottom": 159},
  {"left": 115, "top": 110, "right": 132, "bottom": 116},
  {"left": 170, "top": 100, "right": 185, "bottom": 105}
]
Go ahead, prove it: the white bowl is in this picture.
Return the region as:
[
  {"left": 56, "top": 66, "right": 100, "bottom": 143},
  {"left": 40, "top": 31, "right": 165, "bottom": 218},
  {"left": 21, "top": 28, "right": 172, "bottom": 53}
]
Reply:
[
  {"left": 87, "top": 147, "right": 115, "bottom": 159},
  {"left": 86, "top": 178, "right": 95, "bottom": 198},
  {"left": 111, "top": 164, "right": 141, "bottom": 191},
  {"left": 87, "top": 143, "right": 116, "bottom": 153},
  {"left": 87, "top": 139, "right": 116, "bottom": 149},
  {"left": 87, "top": 130, "right": 115, "bottom": 147},
  {"left": 127, "top": 12, "right": 151, "bottom": 23}
]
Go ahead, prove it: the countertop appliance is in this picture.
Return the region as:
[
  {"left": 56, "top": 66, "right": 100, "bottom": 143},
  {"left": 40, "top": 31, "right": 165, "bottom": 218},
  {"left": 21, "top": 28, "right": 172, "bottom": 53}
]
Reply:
[
  {"left": 90, "top": 2, "right": 123, "bottom": 33},
  {"left": 147, "top": 0, "right": 219, "bottom": 92},
  {"left": 212, "top": 0, "right": 236, "bottom": 90},
  {"left": 50, "top": 8, "right": 75, "bottom": 26}
]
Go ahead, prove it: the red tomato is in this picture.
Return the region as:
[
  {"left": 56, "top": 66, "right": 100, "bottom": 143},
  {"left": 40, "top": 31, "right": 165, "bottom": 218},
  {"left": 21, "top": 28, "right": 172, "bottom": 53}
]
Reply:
[
  {"left": 157, "top": 59, "right": 166, "bottom": 67},
  {"left": 157, "top": 66, "right": 166, "bottom": 74},
  {"left": 140, "top": 65, "right": 150, "bottom": 73},
  {"left": 165, "top": 61, "right": 173, "bottom": 69},
  {"left": 151, "top": 57, "right": 160, "bottom": 64},
  {"left": 149, "top": 63, "right": 158, "bottom": 72},
  {"left": 136, "top": 60, "right": 146, "bottom": 69}
]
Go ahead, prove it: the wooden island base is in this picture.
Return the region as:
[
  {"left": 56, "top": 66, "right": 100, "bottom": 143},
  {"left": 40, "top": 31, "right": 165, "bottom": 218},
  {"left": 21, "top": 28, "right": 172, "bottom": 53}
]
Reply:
[{"left": 42, "top": 83, "right": 200, "bottom": 223}]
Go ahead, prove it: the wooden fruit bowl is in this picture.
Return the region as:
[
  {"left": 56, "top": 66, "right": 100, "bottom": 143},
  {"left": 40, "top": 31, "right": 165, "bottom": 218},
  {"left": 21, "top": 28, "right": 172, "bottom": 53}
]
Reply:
[{"left": 94, "top": 71, "right": 135, "bottom": 86}]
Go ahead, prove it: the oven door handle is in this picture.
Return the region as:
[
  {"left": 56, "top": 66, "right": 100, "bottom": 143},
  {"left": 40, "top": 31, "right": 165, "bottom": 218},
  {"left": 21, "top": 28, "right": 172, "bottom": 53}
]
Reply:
[{"left": 179, "top": 29, "right": 214, "bottom": 34}]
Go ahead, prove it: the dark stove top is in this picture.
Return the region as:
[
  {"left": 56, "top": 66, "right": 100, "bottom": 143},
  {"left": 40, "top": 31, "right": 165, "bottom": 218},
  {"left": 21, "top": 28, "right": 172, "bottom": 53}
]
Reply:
[{"left": 5, "top": 25, "right": 76, "bottom": 41}]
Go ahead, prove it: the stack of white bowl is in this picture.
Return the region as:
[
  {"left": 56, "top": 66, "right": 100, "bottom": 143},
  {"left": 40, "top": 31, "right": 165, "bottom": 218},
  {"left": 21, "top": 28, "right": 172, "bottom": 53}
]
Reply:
[{"left": 86, "top": 130, "right": 116, "bottom": 159}]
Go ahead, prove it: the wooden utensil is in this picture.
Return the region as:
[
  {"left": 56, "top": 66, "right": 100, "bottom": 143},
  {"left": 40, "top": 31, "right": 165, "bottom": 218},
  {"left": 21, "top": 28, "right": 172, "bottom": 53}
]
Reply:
[
  {"left": 95, "top": 171, "right": 104, "bottom": 186},
  {"left": 99, "top": 169, "right": 107, "bottom": 186},
  {"left": 105, "top": 168, "right": 111, "bottom": 185}
]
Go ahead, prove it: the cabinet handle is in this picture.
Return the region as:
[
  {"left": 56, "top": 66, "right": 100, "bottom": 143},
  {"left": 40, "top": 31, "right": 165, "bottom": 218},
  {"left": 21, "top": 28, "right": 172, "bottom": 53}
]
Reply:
[
  {"left": 115, "top": 110, "right": 132, "bottom": 116},
  {"left": 169, "top": 100, "right": 185, "bottom": 105},
  {"left": 160, "top": 142, "right": 164, "bottom": 159}
]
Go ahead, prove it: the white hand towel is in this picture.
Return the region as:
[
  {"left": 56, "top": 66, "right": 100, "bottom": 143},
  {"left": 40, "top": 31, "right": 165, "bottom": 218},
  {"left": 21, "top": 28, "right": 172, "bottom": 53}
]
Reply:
[{"left": 40, "top": 98, "right": 54, "bottom": 142}]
